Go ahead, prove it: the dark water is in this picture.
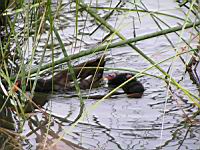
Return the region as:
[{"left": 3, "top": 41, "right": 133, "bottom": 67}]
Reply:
[{"left": 18, "top": 0, "right": 200, "bottom": 149}]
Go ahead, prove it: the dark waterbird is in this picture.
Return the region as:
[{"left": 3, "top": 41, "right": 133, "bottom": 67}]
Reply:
[
  {"left": 0, "top": 55, "right": 106, "bottom": 113},
  {"left": 105, "top": 73, "right": 145, "bottom": 98},
  {"left": 24, "top": 55, "right": 106, "bottom": 92}
]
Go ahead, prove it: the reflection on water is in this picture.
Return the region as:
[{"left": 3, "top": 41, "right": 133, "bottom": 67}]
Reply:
[
  {"left": 48, "top": 79, "right": 198, "bottom": 149},
  {"left": 0, "top": 106, "right": 23, "bottom": 149},
  {"left": 28, "top": 0, "right": 200, "bottom": 149},
  {"left": 48, "top": 0, "right": 199, "bottom": 149}
]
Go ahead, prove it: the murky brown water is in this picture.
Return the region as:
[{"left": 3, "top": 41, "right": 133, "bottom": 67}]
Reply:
[{"left": 14, "top": 0, "right": 200, "bottom": 149}]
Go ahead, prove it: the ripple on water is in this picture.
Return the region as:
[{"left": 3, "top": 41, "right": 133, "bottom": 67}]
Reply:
[{"left": 23, "top": 0, "right": 200, "bottom": 149}]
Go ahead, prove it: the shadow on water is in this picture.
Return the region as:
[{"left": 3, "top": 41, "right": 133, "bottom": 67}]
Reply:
[
  {"left": 0, "top": 101, "right": 22, "bottom": 149},
  {"left": 0, "top": 0, "right": 200, "bottom": 149}
]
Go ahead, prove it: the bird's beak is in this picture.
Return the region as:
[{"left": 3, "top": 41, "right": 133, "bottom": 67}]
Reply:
[{"left": 12, "top": 81, "right": 20, "bottom": 92}]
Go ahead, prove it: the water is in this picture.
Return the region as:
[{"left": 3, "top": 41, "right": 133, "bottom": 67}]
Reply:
[{"left": 18, "top": 0, "right": 200, "bottom": 149}]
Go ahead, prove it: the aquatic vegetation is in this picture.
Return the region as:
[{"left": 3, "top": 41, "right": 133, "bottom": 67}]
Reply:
[{"left": 0, "top": 0, "right": 199, "bottom": 149}]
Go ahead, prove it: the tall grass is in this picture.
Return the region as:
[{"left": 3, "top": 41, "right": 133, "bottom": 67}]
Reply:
[{"left": 0, "top": 0, "right": 199, "bottom": 149}]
